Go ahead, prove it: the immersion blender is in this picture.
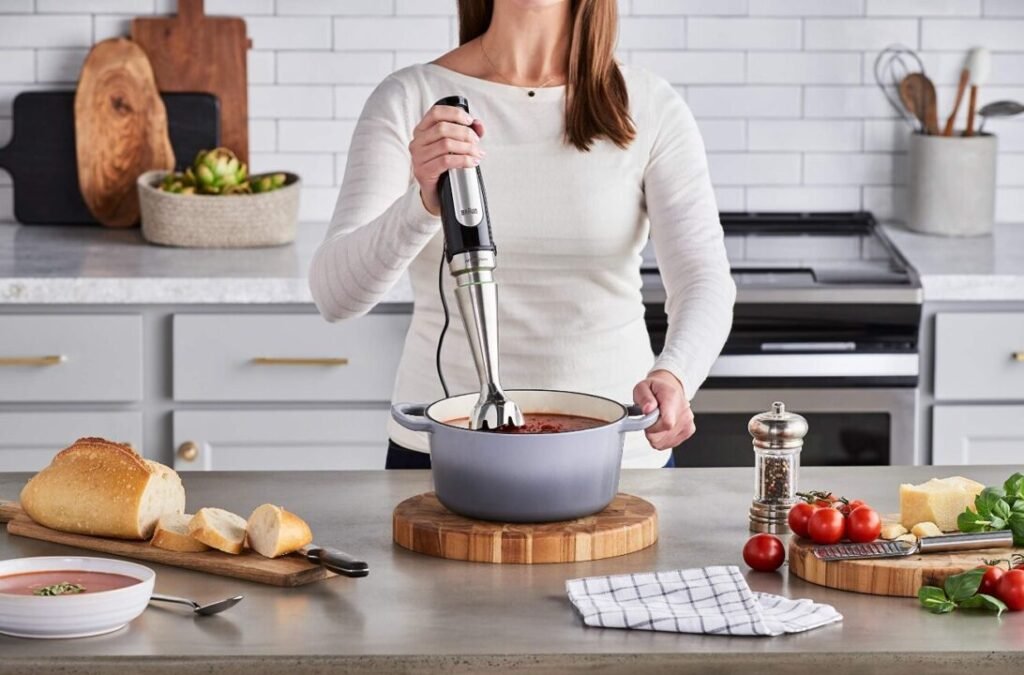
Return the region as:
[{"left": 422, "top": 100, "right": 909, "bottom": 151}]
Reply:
[{"left": 435, "top": 96, "right": 524, "bottom": 431}]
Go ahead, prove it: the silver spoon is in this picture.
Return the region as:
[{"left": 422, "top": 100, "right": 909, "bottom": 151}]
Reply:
[
  {"left": 978, "top": 100, "right": 1024, "bottom": 132},
  {"left": 150, "top": 592, "right": 244, "bottom": 616}
]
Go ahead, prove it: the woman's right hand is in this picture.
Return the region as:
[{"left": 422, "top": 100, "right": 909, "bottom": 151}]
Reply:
[{"left": 410, "top": 105, "right": 486, "bottom": 216}]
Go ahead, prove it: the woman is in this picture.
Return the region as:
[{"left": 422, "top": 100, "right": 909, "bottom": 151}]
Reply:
[{"left": 310, "top": 0, "right": 735, "bottom": 470}]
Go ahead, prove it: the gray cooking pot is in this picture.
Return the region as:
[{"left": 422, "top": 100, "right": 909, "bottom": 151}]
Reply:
[{"left": 391, "top": 389, "right": 659, "bottom": 522}]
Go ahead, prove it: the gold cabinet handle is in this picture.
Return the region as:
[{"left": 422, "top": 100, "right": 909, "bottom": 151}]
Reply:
[
  {"left": 0, "top": 355, "right": 66, "bottom": 366},
  {"left": 1014, "top": 352, "right": 1024, "bottom": 362},
  {"left": 251, "top": 357, "right": 349, "bottom": 366},
  {"left": 177, "top": 441, "right": 199, "bottom": 462}
]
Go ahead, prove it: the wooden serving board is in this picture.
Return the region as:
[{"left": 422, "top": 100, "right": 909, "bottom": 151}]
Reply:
[
  {"left": 0, "top": 502, "right": 333, "bottom": 587},
  {"left": 393, "top": 492, "right": 657, "bottom": 564},
  {"left": 788, "top": 536, "right": 1021, "bottom": 597},
  {"left": 132, "top": 0, "right": 250, "bottom": 163}
]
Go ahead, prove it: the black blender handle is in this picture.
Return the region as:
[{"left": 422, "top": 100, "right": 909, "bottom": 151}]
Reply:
[{"left": 434, "top": 96, "right": 495, "bottom": 262}]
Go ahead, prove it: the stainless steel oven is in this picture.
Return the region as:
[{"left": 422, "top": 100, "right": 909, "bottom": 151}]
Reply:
[{"left": 643, "top": 212, "right": 924, "bottom": 467}]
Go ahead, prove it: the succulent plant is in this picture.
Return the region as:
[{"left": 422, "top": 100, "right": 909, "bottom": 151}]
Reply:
[
  {"left": 159, "top": 171, "right": 196, "bottom": 194},
  {"left": 155, "top": 148, "right": 289, "bottom": 196},
  {"left": 251, "top": 173, "right": 287, "bottom": 194}
]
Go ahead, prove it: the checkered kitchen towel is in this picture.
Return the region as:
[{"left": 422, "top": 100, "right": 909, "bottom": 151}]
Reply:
[{"left": 566, "top": 565, "right": 841, "bottom": 637}]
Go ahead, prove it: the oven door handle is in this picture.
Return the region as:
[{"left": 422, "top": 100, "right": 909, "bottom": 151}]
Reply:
[{"left": 710, "top": 353, "right": 919, "bottom": 379}]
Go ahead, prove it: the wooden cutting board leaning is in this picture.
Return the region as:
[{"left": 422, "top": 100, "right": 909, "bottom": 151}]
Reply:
[
  {"left": 132, "top": 0, "right": 250, "bottom": 163},
  {"left": 75, "top": 38, "right": 175, "bottom": 228},
  {"left": 0, "top": 501, "right": 333, "bottom": 587}
]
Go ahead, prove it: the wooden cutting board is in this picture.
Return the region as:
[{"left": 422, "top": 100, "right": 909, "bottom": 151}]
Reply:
[
  {"left": 393, "top": 492, "right": 657, "bottom": 564},
  {"left": 132, "top": 0, "right": 250, "bottom": 163},
  {"left": 788, "top": 536, "right": 1021, "bottom": 597},
  {"left": 0, "top": 502, "right": 333, "bottom": 587},
  {"left": 75, "top": 38, "right": 175, "bottom": 228}
]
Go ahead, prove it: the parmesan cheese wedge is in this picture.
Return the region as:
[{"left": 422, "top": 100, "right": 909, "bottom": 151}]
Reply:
[
  {"left": 911, "top": 521, "right": 943, "bottom": 538},
  {"left": 880, "top": 522, "right": 909, "bottom": 540},
  {"left": 899, "top": 476, "right": 984, "bottom": 531}
]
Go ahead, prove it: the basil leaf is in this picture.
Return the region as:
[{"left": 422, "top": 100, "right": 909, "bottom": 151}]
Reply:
[
  {"left": 958, "top": 509, "right": 991, "bottom": 532},
  {"left": 993, "top": 499, "right": 1013, "bottom": 522},
  {"left": 944, "top": 568, "right": 985, "bottom": 603},
  {"left": 960, "top": 593, "right": 1008, "bottom": 617},
  {"left": 1008, "top": 511, "right": 1024, "bottom": 547},
  {"left": 1004, "top": 473, "right": 1024, "bottom": 501},
  {"left": 976, "top": 488, "right": 1006, "bottom": 519},
  {"left": 918, "top": 585, "right": 953, "bottom": 613}
]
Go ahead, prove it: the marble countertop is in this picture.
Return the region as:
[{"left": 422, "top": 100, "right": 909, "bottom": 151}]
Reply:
[{"left": 0, "top": 220, "right": 1021, "bottom": 305}]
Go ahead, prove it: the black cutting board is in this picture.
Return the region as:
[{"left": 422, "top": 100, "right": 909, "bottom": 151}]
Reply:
[{"left": 0, "top": 91, "right": 219, "bottom": 225}]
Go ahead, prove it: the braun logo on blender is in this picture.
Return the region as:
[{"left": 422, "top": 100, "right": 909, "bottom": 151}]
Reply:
[{"left": 460, "top": 207, "right": 479, "bottom": 216}]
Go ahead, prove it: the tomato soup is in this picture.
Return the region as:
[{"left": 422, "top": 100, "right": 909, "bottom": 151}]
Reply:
[
  {"left": 447, "top": 413, "right": 606, "bottom": 434},
  {"left": 0, "top": 570, "right": 141, "bottom": 596}
]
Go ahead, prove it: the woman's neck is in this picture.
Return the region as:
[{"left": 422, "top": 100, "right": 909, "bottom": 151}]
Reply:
[{"left": 481, "top": 1, "right": 570, "bottom": 84}]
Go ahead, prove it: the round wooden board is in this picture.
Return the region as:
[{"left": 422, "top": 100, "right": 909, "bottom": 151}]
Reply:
[
  {"left": 393, "top": 492, "right": 657, "bottom": 564},
  {"left": 788, "top": 536, "right": 1022, "bottom": 597}
]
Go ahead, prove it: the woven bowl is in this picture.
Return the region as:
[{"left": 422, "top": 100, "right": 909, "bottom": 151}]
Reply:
[{"left": 137, "top": 170, "right": 301, "bottom": 248}]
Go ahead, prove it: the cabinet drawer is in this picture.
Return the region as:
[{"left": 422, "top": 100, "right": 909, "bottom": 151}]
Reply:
[
  {"left": 932, "top": 405, "right": 1024, "bottom": 465},
  {"left": 935, "top": 312, "right": 1024, "bottom": 402},
  {"left": 0, "top": 315, "right": 142, "bottom": 402},
  {"left": 0, "top": 411, "right": 143, "bottom": 472},
  {"left": 172, "top": 409, "right": 389, "bottom": 471},
  {"left": 173, "top": 314, "right": 409, "bottom": 402}
]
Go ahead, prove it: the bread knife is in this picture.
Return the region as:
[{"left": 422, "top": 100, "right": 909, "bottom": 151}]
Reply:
[
  {"left": 300, "top": 545, "right": 369, "bottom": 578},
  {"left": 813, "top": 530, "right": 1013, "bottom": 561}
]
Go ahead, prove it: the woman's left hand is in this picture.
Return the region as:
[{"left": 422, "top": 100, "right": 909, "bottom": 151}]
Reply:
[{"left": 632, "top": 369, "right": 695, "bottom": 450}]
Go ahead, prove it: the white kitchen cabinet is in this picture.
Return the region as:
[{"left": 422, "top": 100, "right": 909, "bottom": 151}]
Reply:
[
  {"left": 0, "top": 411, "right": 143, "bottom": 472},
  {"left": 932, "top": 405, "right": 1024, "bottom": 465},
  {"left": 0, "top": 315, "right": 142, "bottom": 402},
  {"left": 172, "top": 409, "right": 390, "bottom": 471},
  {"left": 173, "top": 313, "right": 410, "bottom": 402},
  {"left": 935, "top": 312, "right": 1024, "bottom": 402}
]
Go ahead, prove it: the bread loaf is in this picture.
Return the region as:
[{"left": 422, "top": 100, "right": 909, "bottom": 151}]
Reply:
[
  {"left": 151, "top": 513, "right": 210, "bottom": 552},
  {"left": 246, "top": 503, "right": 313, "bottom": 558},
  {"left": 20, "top": 437, "right": 186, "bottom": 540},
  {"left": 188, "top": 507, "right": 247, "bottom": 554}
]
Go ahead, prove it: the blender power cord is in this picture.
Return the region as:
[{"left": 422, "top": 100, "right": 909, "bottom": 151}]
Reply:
[{"left": 436, "top": 248, "right": 451, "bottom": 398}]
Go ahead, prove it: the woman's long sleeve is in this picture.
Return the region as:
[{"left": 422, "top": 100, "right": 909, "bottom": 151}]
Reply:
[
  {"left": 644, "top": 78, "right": 737, "bottom": 397},
  {"left": 309, "top": 76, "right": 440, "bottom": 321}
]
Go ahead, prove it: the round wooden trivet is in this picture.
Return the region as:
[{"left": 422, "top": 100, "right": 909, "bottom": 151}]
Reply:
[{"left": 393, "top": 492, "right": 658, "bottom": 564}]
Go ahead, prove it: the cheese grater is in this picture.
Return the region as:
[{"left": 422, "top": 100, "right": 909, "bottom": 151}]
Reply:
[{"left": 813, "top": 530, "right": 1013, "bottom": 561}]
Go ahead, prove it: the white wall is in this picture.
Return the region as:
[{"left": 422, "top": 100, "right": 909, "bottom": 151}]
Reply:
[{"left": 0, "top": 0, "right": 1021, "bottom": 223}]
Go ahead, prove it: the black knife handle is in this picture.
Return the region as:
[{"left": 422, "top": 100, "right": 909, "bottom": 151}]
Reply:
[{"left": 307, "top": 546, "right": 369, "bottom": 578}]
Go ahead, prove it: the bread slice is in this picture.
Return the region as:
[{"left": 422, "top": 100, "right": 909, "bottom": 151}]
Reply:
[
  {"left": 246, "top": 503, "right": 313, "bottom": 558},
  {"left": 151, "top": 513, "right": 210, "bottom": 552},
  {"left": 188, "top": 507, "right": 247, "bottom": 554},
  {"left": 20, "top": 437, "right": 186, "bottom": 540}
]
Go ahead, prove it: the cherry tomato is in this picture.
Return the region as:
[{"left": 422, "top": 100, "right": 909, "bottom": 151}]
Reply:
[
  {"left": 787, "top": 502, "right": 818, "bottom": 539},
  {"left": 978, "top": 565, "right": 1006, "bottom": 597},
  {"left": 743, "top": 534, "right": 785, "bottom": 572},
  {"left": 997, "top": 569, "right": 1024, "bottom": 611},
  {"left": 846, "top": 499, "right": 868, "bottom": 511},
  {"left": 838, "top": 498, "right": 868, "bottom": 516},
  {"left": 846, "top": 506, "right": 882, "bottom": 543},
  {"left": 808, "top": 507, "right": 846, "bottom": 545}
]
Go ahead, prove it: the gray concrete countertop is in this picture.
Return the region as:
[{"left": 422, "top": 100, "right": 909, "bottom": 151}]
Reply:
[
  {"left": 1, "top": 466, "right": 1022, "bottom": 674},
  {"left": 883, "top": 222, "right": 1024, "bottom": 302}
]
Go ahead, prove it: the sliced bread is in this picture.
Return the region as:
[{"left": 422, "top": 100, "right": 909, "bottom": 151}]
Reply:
[
  {"left": 188, "top": 507, "right": 247, "bottom": 554},
  {"left": 20, "top": 437, "right": 186, "bottom": 540},
  {"left": 151, "top": 513, "right": 210, "bottom": 552},
  {"left": 246, "top": 503, "right": 314, "bottom": 558}
]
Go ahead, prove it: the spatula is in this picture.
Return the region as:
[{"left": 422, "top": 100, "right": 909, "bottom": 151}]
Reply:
[
  {"left": 899, "top": 73, "right": 939, "bottom": 135},
  {"left": 813, "top": 530, "right": 1012, "bottom": 561}
]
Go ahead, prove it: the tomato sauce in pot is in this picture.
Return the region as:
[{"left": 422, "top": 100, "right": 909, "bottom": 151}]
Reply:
[
  {"left": 446, "top": 413, "right": 606, "bottom": 434},
  {"left": 0, "top": 570, "right": 141, "bottom": 596}
]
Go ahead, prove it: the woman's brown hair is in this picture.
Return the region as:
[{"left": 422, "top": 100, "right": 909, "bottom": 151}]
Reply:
[{"left": 457, "top": 0, "right": 635, "bottom": 152}]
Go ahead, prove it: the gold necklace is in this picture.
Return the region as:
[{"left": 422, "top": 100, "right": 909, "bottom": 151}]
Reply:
[{"left": 479, "top": 38, "right": 562, "bottom": 97}]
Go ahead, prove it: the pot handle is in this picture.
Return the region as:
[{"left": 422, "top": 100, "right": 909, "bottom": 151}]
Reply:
[
  {"left": 391, "top": 403, "right": 433, "bottom": 433},
  {"left": 620, "top": 404, "right": 660, "bottom": 432}
]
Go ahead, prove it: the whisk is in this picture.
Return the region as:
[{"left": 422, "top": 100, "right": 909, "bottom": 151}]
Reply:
[{"left": 873, "top": 45, "right": 927, "bottom": 133}]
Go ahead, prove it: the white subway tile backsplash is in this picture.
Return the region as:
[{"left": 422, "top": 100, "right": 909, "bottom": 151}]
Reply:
[
  {"left": 708, "top": 153, "right": 801, "bottom": 185},
  {"left": 0, "top": 16, "right": 91, "bottom": 47},
  {"left": 995, "top": 188, "right": 1024, "bottom": 222},
  {"left": 916, "top": 52, "right": 1024, "bottom": 86},
  {"left": 250, "top": 85, "right": 334, "bottom": 119},
  {"left": 0, "top": 0, "right": 32, "bottom": 12},
  {"left": 248, "top": 17, "right": 332, "bottom": 50},
  {"left": 804, "top": 86, "right": 898, "bottom": 118},
  {"left": 864, "top": 119, "right": 913, "bottom": 151},
  {"left": 0, "top": 50, "right": 34, "bottom": 83},
  {"left": 299, "top": 186, "right": 340, "bottom": 221},
  {"left": 866, "top": 0, "right": 980, "bottom": 16},
  {"left": 687, "top": 18, "right": 801, "bottom": 50},
  {"left": 805, "top": 18, "right": 918, "bottom": 51},
  {"left": 92, "top": 15, "right": 132, "bottom": 41},
  {"left": 250, "top": 120, "right": 277, "bottom": 152},
  {"left": 687, "top": 86, "right": 801, "bottom": 118},
  {"left": 749, "top": 0, "right": 865, "bottom": 15},
  {"left": 748, "top": 186, "right": 862, "bottom": 211},
  {"left": 993, "top": 121, "right": 1024, "bottom": 152},
  {"left": 922, "top": 18, "right": 1024, "bottom": 50},
  {"left": 998, "top": 154, "right": 1024, "bottom": 186},
  {"left": 334, "top": 17, "right": 449, "bottom": 51},
  {"left": 632, "top": 0, "right": 748, "bottom": 15},
  {"left": 278, "top": 51, "right": 393, "bottom": 84},
  {"left": 279, "top": 119, "right": 356, "bottom": 152},
  {"left": 35, "top": 48, "right": 87, "bottom": 83},
  {"left": 749, "top": 120, "right": 862, "bottom": 151},
  {"left": 251, "top": 152, "right": 335, "bottom": 186},
  {"left": 984, "top": 0, "right": 1024, "bottom": 15},
  {"left": 248, "top": 51, "right": 275, "bottom": 85},
  {"left": 618, "top": 17, "right": 685, "bottom": 50},
  {"left": 37, "top": 0, "right": 150, "bottom": 12},
  {"left": 335, "top": 153, "right": 349, "bottom": 183},
  {"left": 632, "top": 51, "right": 745, "bottom": 84},
  {"left": 714, "top": 187, "right": 746, "bottom": 210},
  {"left": 396, "top": 0, "right": 454, "bottom": 15},
  {"left": 804, "top": 153, "right": 907, "bottom": 185},
  {"left": 205, "top": 0, "right": 274, "bottom": 13},
  {"left": 334, "top": 85, "right": 375, "bottom": 119},
  {"left": 395, "top": 51, "right": 441, "bottom": 70},
  {"left": 693, "top": 119, "right": 747, "bottom": 151},
  {"left": 747, "top": 52, "right": 861, "bottom": 84},
  {"left": 278, "top": 0, "right": 393, "bottom": 15}
]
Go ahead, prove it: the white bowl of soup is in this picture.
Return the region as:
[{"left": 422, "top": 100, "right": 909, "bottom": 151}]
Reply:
[{"left": 0, "top": 556, "right": 154, "bottom": 639}]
